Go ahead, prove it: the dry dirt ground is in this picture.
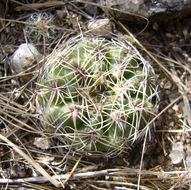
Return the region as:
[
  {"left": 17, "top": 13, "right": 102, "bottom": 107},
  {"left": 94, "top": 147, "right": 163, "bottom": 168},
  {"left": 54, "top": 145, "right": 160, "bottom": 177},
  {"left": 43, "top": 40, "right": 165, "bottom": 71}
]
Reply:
[{"left": 0, "top": 1, "right": 191, "bottom": 190}]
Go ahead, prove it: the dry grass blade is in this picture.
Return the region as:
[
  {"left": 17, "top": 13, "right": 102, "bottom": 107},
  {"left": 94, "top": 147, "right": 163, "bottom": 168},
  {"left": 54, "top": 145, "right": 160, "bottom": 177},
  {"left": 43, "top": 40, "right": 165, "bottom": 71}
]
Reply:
[
  {"left": 93, "top": 181, "right": 151, "bottom": 190},
  {"left": 15, "top": 1, "right": 66, "bottom": 11},
  {"left": 21, "top": 182, "right": 54, "bottom": 190},
  {"left": 0, "top": 170, "right": 109, "bottom": 184},
  {"left": 171, "top": 70, "right": 191, "bottom": 126},
  {"left": 138, "top": 95, "right": 182, "bottom": 138},
  {"left": 0, "top": 134, "right": 60, "bottom": 187},
  {"left": 1, "top": 167, "right": 189, "bottom": 188},
  {"left": 62, "top": 155, "right": 82, "bottom": 186},
  {"left": 0, "top": 108, "right": 44, "bottom": 135},
  {"left": 182, "top": 93, "right": 191, "bottom": 126}
]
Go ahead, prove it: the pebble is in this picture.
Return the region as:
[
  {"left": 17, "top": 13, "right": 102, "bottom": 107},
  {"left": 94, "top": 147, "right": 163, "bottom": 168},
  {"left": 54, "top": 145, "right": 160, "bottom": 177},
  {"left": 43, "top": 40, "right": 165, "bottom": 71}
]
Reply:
[
  {"left": 172, "top": 104, "right": 179, "bottom": 112},
  {"left": 169, "top": 121, "right": 175, "bottom": 127},
  {"left": 10, "top": 43, "right": 42, "bottom": 73},
  {"left": 88, "top": 18, "right": 113, "bottom": 37},
  {"left": 33, "top": 137, "right": 51, "bottom": 150},
  {"left": 164, "top": 80, "right": 172, "bottom": 89},
  {"left": 169, "top": 142, "right": 185, "bottom": 165},
  {"left": 104, "top": 0, "right": 191, "bottom": 23}
]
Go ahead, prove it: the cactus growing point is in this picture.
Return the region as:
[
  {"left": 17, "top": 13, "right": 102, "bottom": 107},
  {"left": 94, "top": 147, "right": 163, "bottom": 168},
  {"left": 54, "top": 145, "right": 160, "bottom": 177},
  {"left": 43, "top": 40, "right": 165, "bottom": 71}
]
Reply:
[{"left": 36, "top": 36, "right": 159, "bottom": 157}]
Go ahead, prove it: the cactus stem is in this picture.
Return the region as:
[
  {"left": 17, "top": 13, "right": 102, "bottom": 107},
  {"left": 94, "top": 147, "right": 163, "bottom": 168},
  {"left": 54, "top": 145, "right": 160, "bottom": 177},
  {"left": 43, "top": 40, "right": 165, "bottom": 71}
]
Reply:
[{"left": 37, "top": 36, "right": 159, "bottom": 156}]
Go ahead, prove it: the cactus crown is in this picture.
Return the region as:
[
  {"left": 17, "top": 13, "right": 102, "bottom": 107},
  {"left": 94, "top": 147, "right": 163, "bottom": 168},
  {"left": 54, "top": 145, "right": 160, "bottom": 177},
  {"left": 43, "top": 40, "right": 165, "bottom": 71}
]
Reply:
[{"left": 36, "top": 36, "right": 158, "bottom": 157}]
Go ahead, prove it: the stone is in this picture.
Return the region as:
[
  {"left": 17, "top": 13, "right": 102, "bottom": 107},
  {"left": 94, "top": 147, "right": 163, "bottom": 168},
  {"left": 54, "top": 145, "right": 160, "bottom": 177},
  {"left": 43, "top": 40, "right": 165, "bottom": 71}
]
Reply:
[
  {"left": 11, "top": 43, "right": 42, "bottom": 74},
  {"left": 33, "top": 137, "right": 50, "bottom": 150},
  {"left": 164, "top": 80, "right": 172, "bottom": 89},
  {"left": 88, "top": 18, "right": 113, "bottom": 37},
  {"left": 100, "top": 0, "right": 191, "bottom": 23},
  {"left": 169, "top": 142, "right": 185, "bottom": 165}
]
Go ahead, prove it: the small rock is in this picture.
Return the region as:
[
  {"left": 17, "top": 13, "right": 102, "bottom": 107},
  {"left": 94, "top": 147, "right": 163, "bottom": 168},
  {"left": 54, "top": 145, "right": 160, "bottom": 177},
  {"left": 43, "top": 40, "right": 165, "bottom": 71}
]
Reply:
[
  {"left": 173, "top": 142, "right": 184, "bottom": 151},
  {"left": 164, "top": 80, "right": 172, "bottom": 89},
  {"left": 11, "top": 43, "right": 42, "bottom": 74},
  {"left": 172, "top": 104, "right": 179, "bottom": 112},
  {"left": 102, "top": 0, "right": 191, "bottom": 23},
  {"left": 33, "top": 137, "right": 50, "bottom": 150},
  {"left": 88, "top": 18, "right": 113, "bottom": 37},
  {"left": 169, "top": 121, "right": 175, "bottom": 127},
  {"left": 169, "top": 150, "right": 184, "bottom": 165},
  {"left": 169, "top": 142, "right": 185, "bottom": 165}
]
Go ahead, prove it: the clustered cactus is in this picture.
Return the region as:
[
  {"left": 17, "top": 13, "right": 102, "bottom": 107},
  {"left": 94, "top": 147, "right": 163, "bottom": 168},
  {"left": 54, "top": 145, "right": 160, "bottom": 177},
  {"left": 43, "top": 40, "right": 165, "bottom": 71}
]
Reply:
[{"left": 36, "top": 36, "right": 158, "bottom": 157}]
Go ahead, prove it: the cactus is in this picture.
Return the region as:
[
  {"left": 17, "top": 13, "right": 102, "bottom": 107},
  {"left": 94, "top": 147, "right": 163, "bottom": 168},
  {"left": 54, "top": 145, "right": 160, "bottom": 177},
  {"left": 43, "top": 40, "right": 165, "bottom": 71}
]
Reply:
[
  {"left": 36, "top": 36, "right": 159, "bottom": 157},
  {"left": 24, "top": 12, "right": 56, "bottom": 44}
]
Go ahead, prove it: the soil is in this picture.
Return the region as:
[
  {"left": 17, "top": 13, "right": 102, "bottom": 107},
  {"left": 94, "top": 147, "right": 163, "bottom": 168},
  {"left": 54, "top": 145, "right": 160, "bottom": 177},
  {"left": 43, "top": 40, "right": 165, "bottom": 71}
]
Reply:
[{"left": 0, "top": 1, "right": 191, "bottom": 190}]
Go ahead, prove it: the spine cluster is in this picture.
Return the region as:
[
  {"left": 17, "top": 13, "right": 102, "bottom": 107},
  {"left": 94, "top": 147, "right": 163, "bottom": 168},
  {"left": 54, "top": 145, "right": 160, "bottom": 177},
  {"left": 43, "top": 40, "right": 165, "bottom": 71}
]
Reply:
[{"left": 36, "top": 36, "right": 158, "bottom": 157}]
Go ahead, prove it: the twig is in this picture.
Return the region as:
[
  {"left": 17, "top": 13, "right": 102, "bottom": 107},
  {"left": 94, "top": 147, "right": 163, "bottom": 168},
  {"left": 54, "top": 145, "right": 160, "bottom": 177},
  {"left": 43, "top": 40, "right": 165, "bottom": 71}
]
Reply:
[
  {"left": 0, "top": 168, "right": 191, "bottom": 184},
  {"left": 62, "top": 155, "right": 82, "bottom": 186},
  {"left": 0, "top": 134, "right": 60, "bottom": 187},
  {"left": 10, "top": 0, "right": 39, "bottom": 11},
  {"left": 0, "top": 170, "right": 108, "bottom": 184},
  {"left": 15, "top": 1, "right": 66, "bottom": 11},
  {"left": 0, "top": 21, "right": 11, "bottom": 33}
]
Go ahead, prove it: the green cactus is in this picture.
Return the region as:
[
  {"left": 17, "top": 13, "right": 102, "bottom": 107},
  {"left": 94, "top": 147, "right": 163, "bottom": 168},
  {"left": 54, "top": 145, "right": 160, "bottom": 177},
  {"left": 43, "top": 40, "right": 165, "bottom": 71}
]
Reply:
[
  {"left": 36, "top": 36, "right": 159, "bottom": 157},
  {"left": 24, "top": 12, "right": 57, "bottom": 44}
]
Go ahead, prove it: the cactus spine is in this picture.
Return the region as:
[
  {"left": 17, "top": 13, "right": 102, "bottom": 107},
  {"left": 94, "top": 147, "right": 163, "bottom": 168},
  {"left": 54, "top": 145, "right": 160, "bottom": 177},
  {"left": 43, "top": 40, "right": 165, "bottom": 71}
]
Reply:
[{"left": 36, "top": 36, "right": 158, "bottom": 157}]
